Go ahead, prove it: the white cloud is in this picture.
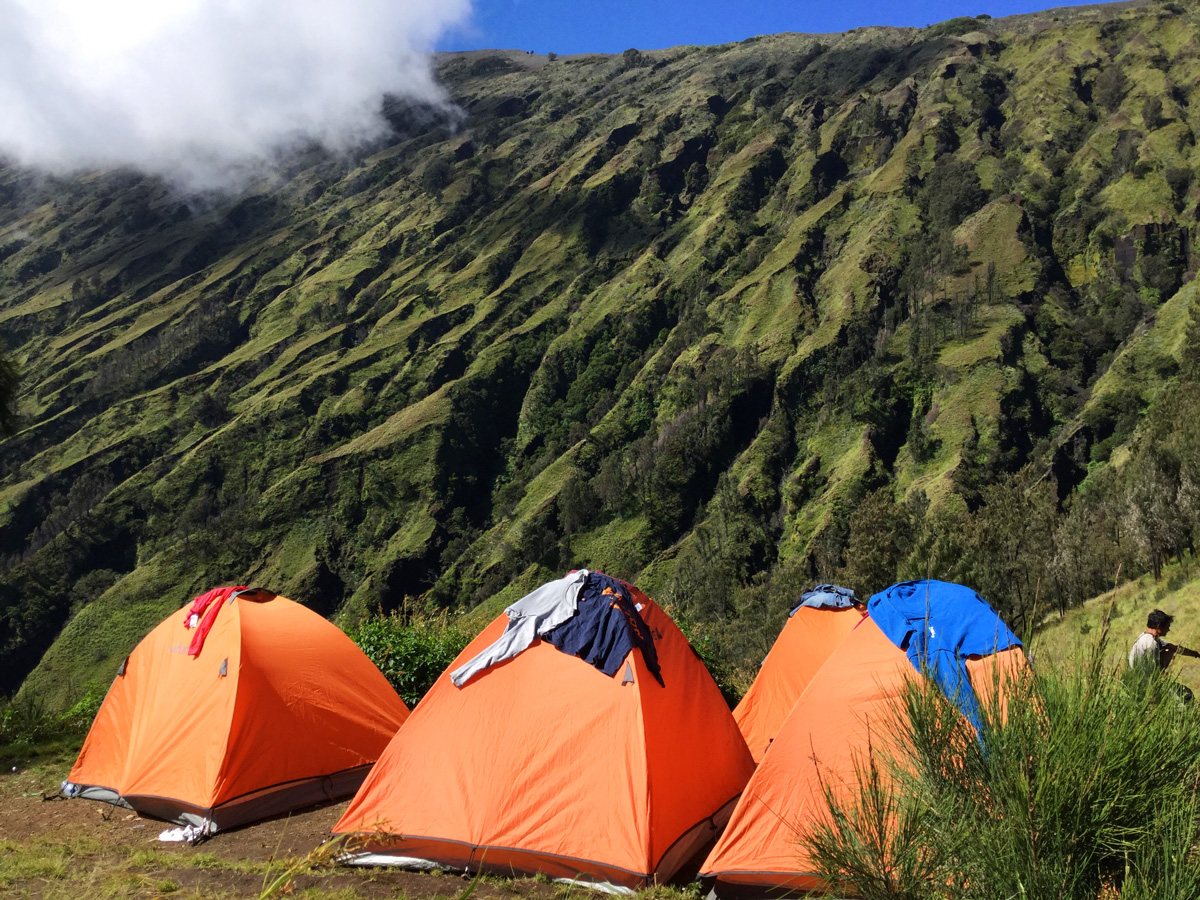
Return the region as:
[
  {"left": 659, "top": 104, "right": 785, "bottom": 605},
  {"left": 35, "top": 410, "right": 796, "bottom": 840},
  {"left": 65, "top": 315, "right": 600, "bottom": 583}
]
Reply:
[{"left": 0, "top": 0, "right": 472, "bottom": 189}]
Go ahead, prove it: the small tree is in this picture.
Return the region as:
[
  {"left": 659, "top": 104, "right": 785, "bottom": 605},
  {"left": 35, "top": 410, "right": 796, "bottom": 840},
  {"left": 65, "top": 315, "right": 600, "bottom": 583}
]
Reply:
[
  {"left": 1094, "top": 65, "right": 1126, "bottom": 112},
  {"left": 1124, "top": 443, "right": 1185, "bottom": 580},
  {"left": 839, "top": 488, "right": 914, "bottom": 597},
  {"left": 954, "top": 468, "right": 1058, "bottom": 634},
  {"left": 1142, "top": 96, "right": 1164, "bottom": 130}
]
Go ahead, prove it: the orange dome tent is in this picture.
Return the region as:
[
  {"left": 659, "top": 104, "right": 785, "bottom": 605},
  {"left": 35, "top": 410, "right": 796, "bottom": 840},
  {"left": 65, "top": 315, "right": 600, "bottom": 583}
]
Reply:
[
  {"left": 333, "top": 573, "right": 755, "bottom": 891},
  {"left": 702, "top": 580, "right": 1026, "bottom": 895},
  {"left": 65, "top": 587, "right": 409, "bottom": 835},
  {"left": 732, "top": 586, "right": 866, "bottom": 763},
  {"left": 702, "top": 616, "right": 915, "bottom": 894}
]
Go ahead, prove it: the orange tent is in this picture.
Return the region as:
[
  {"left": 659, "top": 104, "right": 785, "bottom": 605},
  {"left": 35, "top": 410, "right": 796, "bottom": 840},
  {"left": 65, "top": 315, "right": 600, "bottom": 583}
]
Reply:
[
  {"left": 333, "top": 577, "right": 755, "bottom": 891},
  {"left": 701, "top": 617, "right": 916, "bottom": 894},
  {"left": 701, "top": 580, "right": 1027, "bottom": 895},
  {"left": 65, "top": 587, "right": 409, "bottom": 834},
  {"left": 733, "top": 602, "right": 866, "bottom": 763}
]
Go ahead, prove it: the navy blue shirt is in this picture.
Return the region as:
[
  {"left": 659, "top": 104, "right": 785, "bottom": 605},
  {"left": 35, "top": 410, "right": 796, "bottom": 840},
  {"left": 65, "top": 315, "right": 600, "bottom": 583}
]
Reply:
[{"left": 544, "top": 572, "right": 664, "bottom": 686}]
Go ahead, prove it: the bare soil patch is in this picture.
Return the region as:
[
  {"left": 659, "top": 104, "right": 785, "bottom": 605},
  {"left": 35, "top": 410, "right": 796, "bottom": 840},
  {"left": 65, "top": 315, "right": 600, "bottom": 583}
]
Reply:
[{"left": 0, "top": 755, "right": 566, "bottom": 899}]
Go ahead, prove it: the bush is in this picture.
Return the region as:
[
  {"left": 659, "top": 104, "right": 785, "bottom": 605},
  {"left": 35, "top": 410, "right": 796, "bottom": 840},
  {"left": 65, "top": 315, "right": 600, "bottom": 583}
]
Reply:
[
  {"left": 805, "top": 640, "right": 1200, "bottom": 899},
  {"left": 348, "top": 612, "right": 472, "bottom": 708},
  {"left": 1094, "top": 66, "right": 1126, "bottom": 113},
  {"left": 664, "top": 603, "right": 747, "bottom": 708},
  {"left": 0, "top": 684, "right": 104, "bottom": 763}
]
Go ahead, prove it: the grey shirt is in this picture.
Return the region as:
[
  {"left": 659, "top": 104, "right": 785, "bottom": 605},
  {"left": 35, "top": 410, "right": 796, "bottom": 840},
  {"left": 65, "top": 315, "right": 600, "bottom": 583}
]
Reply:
[
  {"left": 450, "top": 570, "right": 589, "bottom": 687},
  {"left": 1130, "top": 631, "right": 1170, "bottom": 669}
]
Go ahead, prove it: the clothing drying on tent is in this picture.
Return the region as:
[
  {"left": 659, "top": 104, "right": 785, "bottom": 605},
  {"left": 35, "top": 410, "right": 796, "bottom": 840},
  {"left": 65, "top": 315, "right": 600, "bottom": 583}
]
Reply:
[
  {"left": 868, "top": 579, "right": 1021, "bottom": 734},
  {"left": 543, "top": 571, "right": 663, "bottom": 685},
  {"left": 182, "top": 585, "right": 243, "bottom": 655},
  {"left": 64, "top": 587, "right": 409, "bottom": 837},
  {"left": 791, "top": 583, "right": 860, "bottom": 613},
  {"left": 334, "top": 573, "right": 755, "bottom": 893},
  {"left": 450, "top": 569, "right": 663, "bottom": 686},
  {"left": 733, "top": 585, "right": 865, "bottom": 763},
  {"left": 449, "top": 569, "right": 589, "bottom": 686},
  {"left": 702, "top": 580, "right": 1026, "bottom": 896}
]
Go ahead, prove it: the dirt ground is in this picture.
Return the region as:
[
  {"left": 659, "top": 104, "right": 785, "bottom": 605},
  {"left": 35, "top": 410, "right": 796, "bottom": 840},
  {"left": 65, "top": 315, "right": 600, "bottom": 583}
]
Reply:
[{"left": 0, "top": 755, "right": 571, "bottom": 899}]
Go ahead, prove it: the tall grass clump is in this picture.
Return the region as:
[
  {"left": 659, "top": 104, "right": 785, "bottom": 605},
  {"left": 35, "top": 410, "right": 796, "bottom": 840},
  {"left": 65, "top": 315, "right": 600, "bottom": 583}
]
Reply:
[
  {"left": 805, "top": 643, "right": 1200, "bottom": 899},
  {"left": 348, "top": 609, "right": 471, "bottom": 708}
]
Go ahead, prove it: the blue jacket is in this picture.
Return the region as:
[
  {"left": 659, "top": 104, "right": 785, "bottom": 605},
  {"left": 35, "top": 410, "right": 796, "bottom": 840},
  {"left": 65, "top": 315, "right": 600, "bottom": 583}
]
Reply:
[{"left": 867, "top": 580, "right": 1020, "bottom": 733}]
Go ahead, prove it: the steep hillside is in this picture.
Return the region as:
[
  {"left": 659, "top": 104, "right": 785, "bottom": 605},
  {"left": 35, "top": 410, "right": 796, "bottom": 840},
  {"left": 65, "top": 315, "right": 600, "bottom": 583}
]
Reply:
[{"left": 3, "top": 0, "right": 1200, "bottom": 704}]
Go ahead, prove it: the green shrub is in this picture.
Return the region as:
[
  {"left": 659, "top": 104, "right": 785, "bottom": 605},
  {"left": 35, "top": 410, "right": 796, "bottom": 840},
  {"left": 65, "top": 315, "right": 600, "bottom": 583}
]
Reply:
[
  {"left": 805, "top": 642, "right": 1200, "bottom": 899},
  {"left": 924, "top": 17, "right": 982, "bottom": 38},
  {"left": 348, "top": 613, "right": 472, "bottom": 708},
  {"left": 0, "top": 684, "right": 104, "bottom": 763},
  {"left": 665, "top": 603, "right": 745, "bottom": 707}
]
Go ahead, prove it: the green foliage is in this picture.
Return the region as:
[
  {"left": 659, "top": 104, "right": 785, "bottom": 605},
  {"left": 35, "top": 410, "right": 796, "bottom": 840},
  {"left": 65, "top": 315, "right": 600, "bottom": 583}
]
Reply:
[
  {"left": 838, "top": 488, "right": 914, "bottom": 599},
  {"left": 1143, "top": 96, "right": 1164, "bottom": 131},
  {"left": 0, "top": 345, "right": 17, "bottom": 437},
  {"left": 806, "top": 647, "right": 1200, "bottom": 899},
  {"left": 347, "top": 611, "right": 472, "bottom": 708},
  {"left": 667, "top": 468, "right": 778, "bottom": 623},
  {"left": 0, "top": 684, "right": 103, "bottom": 764},
  {"left": 805, "top": 732, "right": 940, "bottom": 900},
  {"left": 1094, "top": 65, "right": 1127, "bottom": 113},
  {"left": 1122, "top": 381, "right": 1200, "bottom": 580},
  {"left": 626, "top": 347, "right": 770, "bottom": 547},
  {"left": 1182, "top": 297, "right": 1200, "bottom": 383},
  {"left": 923, "top": 17, "right": 984, "bottom": 38},
  {"left": 920, "top": 157, "right": 985, "bottom": 233},
  {"left": 663, "top": 602, "right": 745, "bottom": 707},
  {"left": 952, "top": 468, "right": 1059, "bottom": 635}
]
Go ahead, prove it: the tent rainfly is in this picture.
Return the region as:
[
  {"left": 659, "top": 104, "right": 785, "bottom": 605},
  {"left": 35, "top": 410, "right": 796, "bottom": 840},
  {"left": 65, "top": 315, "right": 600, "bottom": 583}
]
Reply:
[
  {"left": 334, "top": 571, "right": 756, "bottom": 893},
  {"left": 732, "top": 584, "right": 865, "bottom": 763},
  {"left": 64, "top": 586, "right": 409, "bottom": 836}
]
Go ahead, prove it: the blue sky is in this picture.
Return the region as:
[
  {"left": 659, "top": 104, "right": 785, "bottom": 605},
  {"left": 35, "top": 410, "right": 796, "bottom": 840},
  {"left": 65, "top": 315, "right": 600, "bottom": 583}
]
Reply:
[{"left": 438, "top": 0, "right": 1102, "bottom": 55}]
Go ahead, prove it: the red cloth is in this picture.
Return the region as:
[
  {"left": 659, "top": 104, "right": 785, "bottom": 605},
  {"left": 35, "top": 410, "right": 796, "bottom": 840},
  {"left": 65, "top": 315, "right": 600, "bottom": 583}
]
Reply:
[{"left": 182, "top": 586, "right": 246, "bottom": 656}]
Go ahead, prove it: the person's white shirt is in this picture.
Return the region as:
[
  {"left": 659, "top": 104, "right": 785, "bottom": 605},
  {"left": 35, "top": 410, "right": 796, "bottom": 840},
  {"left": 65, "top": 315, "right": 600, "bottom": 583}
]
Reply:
[{"left": 1130, "top": 631, "right": 1165, "bottom": 668}]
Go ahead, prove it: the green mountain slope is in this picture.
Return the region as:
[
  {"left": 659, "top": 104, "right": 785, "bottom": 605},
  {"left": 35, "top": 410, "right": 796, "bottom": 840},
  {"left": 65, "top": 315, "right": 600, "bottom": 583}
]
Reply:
[{"left": 3, "top": 0, "right": 1200, "bottom": 705}]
